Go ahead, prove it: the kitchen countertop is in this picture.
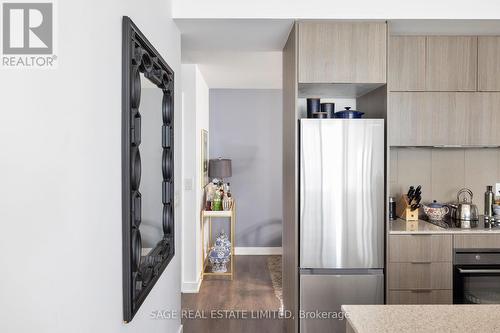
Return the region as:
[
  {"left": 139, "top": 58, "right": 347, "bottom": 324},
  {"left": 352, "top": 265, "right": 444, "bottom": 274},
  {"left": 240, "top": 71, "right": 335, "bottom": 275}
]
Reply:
[
  {"left": 389, "top": 217, "right": 500, "bottom": 234},
  {"left": 342, "top": 304, "right": 500, "bottom": 333}
]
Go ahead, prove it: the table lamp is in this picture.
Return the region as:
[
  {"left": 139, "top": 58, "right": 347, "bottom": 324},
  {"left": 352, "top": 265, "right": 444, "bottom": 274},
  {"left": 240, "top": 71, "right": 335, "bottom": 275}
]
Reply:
[{"left": 208, "top": 158, "right": 232, "bottom": 182}]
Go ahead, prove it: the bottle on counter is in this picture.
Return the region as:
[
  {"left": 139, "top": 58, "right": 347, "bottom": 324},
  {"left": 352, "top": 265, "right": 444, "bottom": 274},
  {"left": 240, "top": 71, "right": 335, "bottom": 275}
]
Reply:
[
  {"left": 389, "top": 197, "right": 396, "bottom": 220},
  {"left": 485, "top": 185, "right": 494, "bottom": 217}
]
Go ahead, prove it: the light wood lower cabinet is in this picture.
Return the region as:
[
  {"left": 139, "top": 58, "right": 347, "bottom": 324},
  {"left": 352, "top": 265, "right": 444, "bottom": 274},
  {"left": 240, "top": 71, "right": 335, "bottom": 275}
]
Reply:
[
  {"left": 388, "top": 290, "right": 452, "bottom": 305},
  {"left": 454, "top": 234, "right": 500, "bottom": 249},
  {"left": 389, "top": 234, "right": 452, "bottom": 262},
  {"left": 388, "top": 262, "right": 452, "bottom": 290},
  {"left": 388, "top": 234, "right": 452, "bottom": 304}
]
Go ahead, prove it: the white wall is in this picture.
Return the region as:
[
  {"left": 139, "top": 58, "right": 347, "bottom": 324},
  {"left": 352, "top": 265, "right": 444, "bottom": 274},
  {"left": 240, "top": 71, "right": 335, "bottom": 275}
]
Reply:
[
  {"left": 181, "top": 64, "right": 209, "bottom": 292},
  {"left": 0, "top": 1, "right": 182, "bottom": 332},
  {"left": 173, "top": 0, "right": 500, "bottom": 19}
]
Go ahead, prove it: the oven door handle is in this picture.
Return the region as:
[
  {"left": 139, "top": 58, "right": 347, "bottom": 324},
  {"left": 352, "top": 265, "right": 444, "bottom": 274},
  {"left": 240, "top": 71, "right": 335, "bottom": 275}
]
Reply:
[{"left": 458, "top": 268, "right": 500, "bottom": 274}]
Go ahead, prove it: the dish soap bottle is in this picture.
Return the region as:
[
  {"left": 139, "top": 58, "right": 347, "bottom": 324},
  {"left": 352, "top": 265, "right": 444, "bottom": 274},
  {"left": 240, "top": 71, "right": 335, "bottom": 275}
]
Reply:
[{"left": 485, "top": 185, "right": 494, "bottom": 217}]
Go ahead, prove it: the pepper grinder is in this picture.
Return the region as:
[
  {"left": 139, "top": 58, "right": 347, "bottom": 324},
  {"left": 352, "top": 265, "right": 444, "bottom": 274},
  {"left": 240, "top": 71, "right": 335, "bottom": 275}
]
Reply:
[{"left": 485, "top": 185, "right": 494, "bottom": 217}]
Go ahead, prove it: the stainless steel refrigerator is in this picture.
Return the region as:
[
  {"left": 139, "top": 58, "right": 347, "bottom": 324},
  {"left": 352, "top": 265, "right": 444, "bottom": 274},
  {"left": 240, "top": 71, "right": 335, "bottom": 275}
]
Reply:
[{"left": 299, "top": 119, "right": 385, "bottom": 333}]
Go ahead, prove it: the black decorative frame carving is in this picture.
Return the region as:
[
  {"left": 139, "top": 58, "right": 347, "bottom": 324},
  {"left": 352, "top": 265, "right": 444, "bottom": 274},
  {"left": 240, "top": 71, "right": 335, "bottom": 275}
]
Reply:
[{"left": 122, "top": 16, "right": 175, "bottom": 322}]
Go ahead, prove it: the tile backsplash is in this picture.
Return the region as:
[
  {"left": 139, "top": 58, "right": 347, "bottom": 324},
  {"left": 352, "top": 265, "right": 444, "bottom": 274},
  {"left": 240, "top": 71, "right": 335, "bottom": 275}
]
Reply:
[{"left": 390, "top": 147, "right": 500, "bottom": 214}]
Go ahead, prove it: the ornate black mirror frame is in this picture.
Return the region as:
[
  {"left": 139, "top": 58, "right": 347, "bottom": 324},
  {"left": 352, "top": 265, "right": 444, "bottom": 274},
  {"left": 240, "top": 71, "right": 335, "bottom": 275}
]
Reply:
[{"left": 122, "top": 16, "right": 175, "bottom": 322}]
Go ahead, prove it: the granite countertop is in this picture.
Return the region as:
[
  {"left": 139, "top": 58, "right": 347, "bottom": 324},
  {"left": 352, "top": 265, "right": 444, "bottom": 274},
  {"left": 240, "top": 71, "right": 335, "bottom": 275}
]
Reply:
[
  {"left": 389, "top": 217, "right": 500, "bottom": 234},
  {"left": 342, "top": 304, "right": 500, "bottom": 333}
]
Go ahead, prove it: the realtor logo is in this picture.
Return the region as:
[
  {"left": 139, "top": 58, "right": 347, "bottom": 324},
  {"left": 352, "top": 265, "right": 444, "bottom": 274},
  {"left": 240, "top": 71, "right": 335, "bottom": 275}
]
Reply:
[{"left": 1, "top": 1, "right": 57, "bottom": 68}]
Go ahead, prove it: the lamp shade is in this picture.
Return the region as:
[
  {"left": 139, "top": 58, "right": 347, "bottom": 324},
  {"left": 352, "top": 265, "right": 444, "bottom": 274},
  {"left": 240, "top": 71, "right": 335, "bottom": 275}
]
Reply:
[{"left": 209, "top": 158, "right": 232, "bottom": 179}]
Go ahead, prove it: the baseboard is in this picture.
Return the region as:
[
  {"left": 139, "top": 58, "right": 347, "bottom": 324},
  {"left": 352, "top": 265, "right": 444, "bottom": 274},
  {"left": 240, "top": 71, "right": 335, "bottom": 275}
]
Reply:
[
  {"left": 182, "top": 279, "right": 201, "bottom": 293},
  {"left": 177, "top": 324, "right": 183, "bottom": 333},
  {"left": 234, "top": 247, "right": 282, "bottom": 255}
]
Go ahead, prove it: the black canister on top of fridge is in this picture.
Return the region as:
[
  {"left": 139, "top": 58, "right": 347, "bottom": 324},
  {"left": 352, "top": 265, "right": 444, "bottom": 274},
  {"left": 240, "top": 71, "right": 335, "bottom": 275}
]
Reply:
[
  {"left": 321, "top": 103, "right": 335, "bottom": 118},
  {"left": 306, "top": 98, "right": 321, "bottom": 118}
]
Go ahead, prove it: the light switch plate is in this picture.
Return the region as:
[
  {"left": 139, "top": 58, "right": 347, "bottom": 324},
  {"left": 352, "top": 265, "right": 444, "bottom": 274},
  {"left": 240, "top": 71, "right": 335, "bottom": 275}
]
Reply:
[{"left": 184, "top": 177, "right": 194, "bottom": 191}]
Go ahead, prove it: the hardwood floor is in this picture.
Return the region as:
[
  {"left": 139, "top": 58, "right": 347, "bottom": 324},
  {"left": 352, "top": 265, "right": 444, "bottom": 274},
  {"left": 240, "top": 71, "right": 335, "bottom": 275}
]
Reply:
[{"left": 182, "top": 255, "right": 284, "bottom": 333}]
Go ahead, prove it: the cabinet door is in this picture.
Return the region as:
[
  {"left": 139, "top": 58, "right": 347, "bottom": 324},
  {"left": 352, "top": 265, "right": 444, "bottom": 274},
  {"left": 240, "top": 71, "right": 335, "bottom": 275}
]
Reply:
[
  {"left": 426, "top": 36, "right": 477, "bottom": 91},
  {"left": 430, "top": 92, "right": 468, "bottom": 146},
  {"left": 389, "top": 92, "right": 432, "bottom": 146},
  {"left": 388, "top": 36, "right": 426, "bottom": 91},
  {"left": 298, "top": 22, "right": 386, "bottom": 83},
  {"left": 467, "top": 93, "right": 500, "bottom": 145},
  {"left": 478, "top": 37, "right": 500, "bottom": 91}
]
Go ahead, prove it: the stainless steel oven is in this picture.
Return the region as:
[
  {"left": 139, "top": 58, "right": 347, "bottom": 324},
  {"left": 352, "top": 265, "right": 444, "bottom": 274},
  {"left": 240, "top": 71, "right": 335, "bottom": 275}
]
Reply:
[{"left": 454, "top": 250, "right": 500, "bottom": 304}]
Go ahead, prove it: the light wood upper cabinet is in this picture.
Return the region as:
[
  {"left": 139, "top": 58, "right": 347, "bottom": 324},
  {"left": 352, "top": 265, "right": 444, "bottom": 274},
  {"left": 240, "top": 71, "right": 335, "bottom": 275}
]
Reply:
[
  {"left": 390, "top": 92, "right": 500, "bottom": 146},
  {"left": 426, "top": 36, "right": 478, "bottom": 91},
  {"left": 389, "top": 92, "right": 433, "bottom": 146},
  {"left": 388, "top": 36, "right": 426, "bottom": 91},
  {"left": 429, "top": 92, "right": 468, "bottom": 146},
  {"left": 467, "top": 93, "right": 500, "bottom": 145},
  {"left": 298, "top": 22, "right": 387, "bottom": 84},
  {"left": 478, "top": 37, "right": 500, "bottom": 91}
]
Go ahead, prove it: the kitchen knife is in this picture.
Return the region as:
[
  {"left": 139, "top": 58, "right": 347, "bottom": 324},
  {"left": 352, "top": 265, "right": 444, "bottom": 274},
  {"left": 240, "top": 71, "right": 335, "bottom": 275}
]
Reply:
[
  {"left": 414, "top": 185, "right": 422, "bottom": 198},
  {"left": 407, "top": 186, "right": 415, "bottom": 202},
  {"left": 407, "top": 186, "right": 414, "bottom": 197},
  {"left": 411, "top": 194, "right": 422, "bottom": 211}
]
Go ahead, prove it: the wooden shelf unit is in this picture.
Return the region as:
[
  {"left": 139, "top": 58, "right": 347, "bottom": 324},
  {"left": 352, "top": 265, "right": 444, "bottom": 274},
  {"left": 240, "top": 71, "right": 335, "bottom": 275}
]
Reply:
[{"left": 200, "top": 202, "right": 236, "bottom": 280}]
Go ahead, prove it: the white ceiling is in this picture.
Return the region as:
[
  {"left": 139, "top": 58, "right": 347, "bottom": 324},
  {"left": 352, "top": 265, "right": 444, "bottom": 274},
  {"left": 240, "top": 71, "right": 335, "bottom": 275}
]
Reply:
[
  {"left": 176, "top": 19, "right": 293, "bottom": 89},
  {"left": 176, "top": 19, "right": 500, "bottom": 89},
  {"left": 191, "top": 51, "right": 282, "bottom": 89},
  {"left": 177, "top": 19, "right": 294, "bottom": 56}
]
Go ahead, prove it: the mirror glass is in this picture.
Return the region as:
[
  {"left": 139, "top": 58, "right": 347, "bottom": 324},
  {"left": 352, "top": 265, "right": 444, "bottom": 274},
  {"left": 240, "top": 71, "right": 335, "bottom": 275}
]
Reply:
[{"left": 138, "top": 75, "right": 164, "bottom": 256}]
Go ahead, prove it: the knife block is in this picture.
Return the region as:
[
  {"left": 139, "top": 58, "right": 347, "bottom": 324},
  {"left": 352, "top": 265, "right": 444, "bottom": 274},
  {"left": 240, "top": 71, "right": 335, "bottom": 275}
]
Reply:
[{"left": 396, "top": 195, "right": 419, "bottom": 221}]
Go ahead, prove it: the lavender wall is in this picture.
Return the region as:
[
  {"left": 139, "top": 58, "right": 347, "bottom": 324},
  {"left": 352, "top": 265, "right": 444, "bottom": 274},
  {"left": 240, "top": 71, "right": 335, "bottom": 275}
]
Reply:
[{"left": 209, "top": 89, "right": 283, "bottom": 247}]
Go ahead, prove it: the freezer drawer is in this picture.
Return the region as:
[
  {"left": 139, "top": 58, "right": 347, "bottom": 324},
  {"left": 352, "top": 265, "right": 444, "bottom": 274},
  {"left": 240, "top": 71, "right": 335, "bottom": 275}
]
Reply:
[
  {"left": 300, "top": 119, "right": 385, "bottom": 269},
  {"left": 300, "top": 271, "right": 384, "bottom": 333}
]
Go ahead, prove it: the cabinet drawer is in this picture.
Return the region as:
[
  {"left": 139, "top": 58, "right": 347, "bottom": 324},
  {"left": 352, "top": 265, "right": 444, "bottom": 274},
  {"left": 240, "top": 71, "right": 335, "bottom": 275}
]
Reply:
[
  {"left": 388, "top": 290, "right": 452, "bottom": 304},
  {"left": 454, "top": 234, "right": 500, "bottom": 249},
  {"left": 388, "top": 262, "right": 452, "bottom": 290},
  {"left": 389, "top": 234, "right": 452, "bottom": 262}
]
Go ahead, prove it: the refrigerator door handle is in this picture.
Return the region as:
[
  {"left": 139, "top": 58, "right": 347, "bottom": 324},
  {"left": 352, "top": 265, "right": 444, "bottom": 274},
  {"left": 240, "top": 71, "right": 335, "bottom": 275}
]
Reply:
[{"left": 300, "top": 268, "right": 384, "bottom": 275}]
